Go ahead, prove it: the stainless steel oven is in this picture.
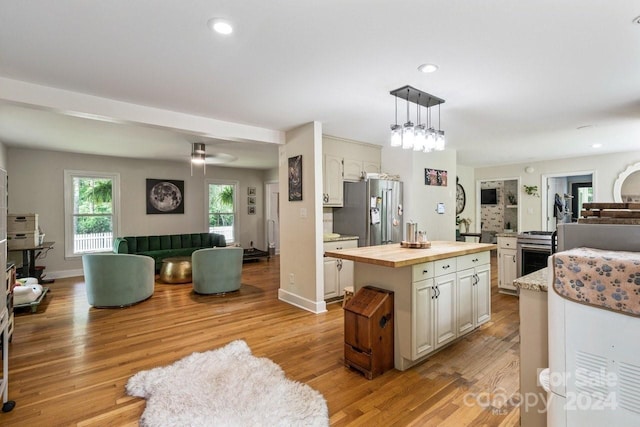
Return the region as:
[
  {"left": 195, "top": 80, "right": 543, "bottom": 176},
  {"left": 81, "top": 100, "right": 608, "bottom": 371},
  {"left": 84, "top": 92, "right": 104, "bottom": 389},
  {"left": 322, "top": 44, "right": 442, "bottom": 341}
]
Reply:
[{"left": 517, "top": 231, "right": 556, "bottom": 277}]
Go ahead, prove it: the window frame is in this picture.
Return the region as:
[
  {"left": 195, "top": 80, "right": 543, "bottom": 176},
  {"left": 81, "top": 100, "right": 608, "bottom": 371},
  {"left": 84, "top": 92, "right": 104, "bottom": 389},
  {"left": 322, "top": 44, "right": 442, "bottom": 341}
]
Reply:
[
  {"left": 205, "top": 179, "right": 239, "bottom": 245},
  {"left": 63, "top": 170, "right": 120, "bottom": 258}
]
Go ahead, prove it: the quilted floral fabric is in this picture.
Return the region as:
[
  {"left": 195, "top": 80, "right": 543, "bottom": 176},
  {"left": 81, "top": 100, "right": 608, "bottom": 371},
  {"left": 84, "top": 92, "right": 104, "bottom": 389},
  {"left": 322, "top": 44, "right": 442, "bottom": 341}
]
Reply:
[{"left": 553, "top": 247, "right": 640, "bottom": 318}]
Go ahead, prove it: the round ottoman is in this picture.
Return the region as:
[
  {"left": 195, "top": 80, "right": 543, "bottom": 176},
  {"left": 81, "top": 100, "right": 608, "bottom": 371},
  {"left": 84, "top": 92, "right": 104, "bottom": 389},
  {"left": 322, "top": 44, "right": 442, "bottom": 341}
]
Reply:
[{"left": 159, "top": 256, "right": 192, "bottom": 284}]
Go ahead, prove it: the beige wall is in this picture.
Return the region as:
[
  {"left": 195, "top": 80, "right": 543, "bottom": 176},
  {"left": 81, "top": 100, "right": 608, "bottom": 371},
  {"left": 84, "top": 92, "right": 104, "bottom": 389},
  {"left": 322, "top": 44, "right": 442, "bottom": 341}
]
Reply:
[
  {"left": 7, "top": 147, "right": 269, "bottom": 278},
  {"left": 0, "top": 141, "right": 7, "bottom": 169},
  {"left": 456, "top": 164, "right": 476, "bottom": 232},
  {"left": 474, "top": 151, "right": 640, "bottom": 231},
  {"left": 278, "top": 122, "right": 325, "bottom": 313},
  {"left": 381, "top": 146, "right": 457, "bottom": 241}
]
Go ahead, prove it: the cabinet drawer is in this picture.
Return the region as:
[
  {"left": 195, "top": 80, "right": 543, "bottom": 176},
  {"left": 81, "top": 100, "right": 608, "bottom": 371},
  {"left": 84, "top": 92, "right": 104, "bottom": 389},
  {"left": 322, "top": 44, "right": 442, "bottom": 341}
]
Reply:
[
  {"left": 412, "top": 261, "right": 434, "bottom": 281},
  {"left": 498, "top": 237, "right": 517, "bottom": 249},
  {"left": 344, "top": 344, "right": 372, "bottom": 371},
  {"left": 323, "top": 239, "right": 358, "bottom": 252},
  {"left": 434, "top": 258, "right": 456, "bottom": 276},
  {"left": 457, "top": 251, "right": 490, "bottom": 271}
]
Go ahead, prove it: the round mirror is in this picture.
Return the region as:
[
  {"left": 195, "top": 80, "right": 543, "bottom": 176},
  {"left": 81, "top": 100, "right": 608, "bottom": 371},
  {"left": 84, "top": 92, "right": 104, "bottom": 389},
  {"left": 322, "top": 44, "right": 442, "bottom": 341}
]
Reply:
[{"left": 613, "top": 162, "right": 640, "bottom": 203}]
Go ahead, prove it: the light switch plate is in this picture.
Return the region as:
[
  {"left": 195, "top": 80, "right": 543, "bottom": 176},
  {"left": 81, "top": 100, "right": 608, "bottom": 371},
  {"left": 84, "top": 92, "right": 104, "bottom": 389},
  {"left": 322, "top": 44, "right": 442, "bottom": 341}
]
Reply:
[{"left": 436, "top": 203, "right": 445, "bottom": 214}]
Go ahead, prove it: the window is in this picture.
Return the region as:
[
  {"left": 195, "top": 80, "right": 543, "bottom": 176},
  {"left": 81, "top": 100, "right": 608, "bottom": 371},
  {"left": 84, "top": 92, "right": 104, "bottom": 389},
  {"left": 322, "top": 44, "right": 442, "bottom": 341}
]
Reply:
[
  {"left": 207, "top": 180, "right": 237, "bottom": 244},
  {"left": 64, "top": 171, "right": 120, "bottom": 257}
]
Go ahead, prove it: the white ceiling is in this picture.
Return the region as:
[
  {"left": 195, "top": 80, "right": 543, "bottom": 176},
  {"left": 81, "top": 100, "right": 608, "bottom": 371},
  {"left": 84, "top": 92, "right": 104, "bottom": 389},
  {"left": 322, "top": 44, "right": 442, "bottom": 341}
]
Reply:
[{"left": 1, "top": 1, "right": 639, "bottom": 169}]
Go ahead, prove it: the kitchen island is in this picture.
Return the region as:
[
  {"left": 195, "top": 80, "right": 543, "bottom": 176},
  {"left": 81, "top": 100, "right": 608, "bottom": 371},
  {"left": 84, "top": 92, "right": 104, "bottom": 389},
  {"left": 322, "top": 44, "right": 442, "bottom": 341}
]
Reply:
[{"left": 325, "top": 241, "right": 496, "bottom": 371}]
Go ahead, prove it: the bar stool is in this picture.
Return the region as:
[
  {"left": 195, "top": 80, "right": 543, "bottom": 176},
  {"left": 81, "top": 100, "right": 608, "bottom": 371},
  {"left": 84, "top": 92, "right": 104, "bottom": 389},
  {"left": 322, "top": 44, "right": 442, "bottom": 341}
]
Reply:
[{"left": 342, "top": 286, "right": 355, "bottom": 307}]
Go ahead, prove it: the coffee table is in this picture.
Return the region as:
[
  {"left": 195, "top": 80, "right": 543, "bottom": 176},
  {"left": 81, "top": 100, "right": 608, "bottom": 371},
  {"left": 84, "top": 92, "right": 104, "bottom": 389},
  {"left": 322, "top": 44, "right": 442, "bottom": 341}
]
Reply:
[{"left": 159, "top": 256, "right": 192, "bottom": 284}]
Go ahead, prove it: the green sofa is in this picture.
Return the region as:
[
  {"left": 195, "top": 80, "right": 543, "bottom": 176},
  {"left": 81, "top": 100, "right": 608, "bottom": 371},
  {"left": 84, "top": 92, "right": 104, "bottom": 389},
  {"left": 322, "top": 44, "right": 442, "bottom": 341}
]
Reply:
[{"left": 113, "top": 233, "right": 226, "bottom": 272}]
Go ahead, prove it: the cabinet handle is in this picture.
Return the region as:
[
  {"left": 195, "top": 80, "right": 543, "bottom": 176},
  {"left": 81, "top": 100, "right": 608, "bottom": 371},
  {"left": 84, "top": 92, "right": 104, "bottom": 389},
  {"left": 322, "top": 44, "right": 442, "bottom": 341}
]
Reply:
[
  {"left": 423, "top": 269, "right": 429, "bottom": 274},
  {"left": 513, "top": 257, "right": 516, "bottom": 263},
  {"left": 436, "top": 287, "right": 440, "bottom": 298},
  {"left": 336, "top": 247, "right": 342, "bottom": 250},
  {"left": 431, "top": 287, "right": 436, "bottom": 299},
  {"left": 337, "top": 259, "right": 343, "bottom": 271},
  {"left": 442, "top": 265, "right": 450, "bottom": 270},
  {"left": 473, "top": 258, "right": 479, "bottom": 263}
]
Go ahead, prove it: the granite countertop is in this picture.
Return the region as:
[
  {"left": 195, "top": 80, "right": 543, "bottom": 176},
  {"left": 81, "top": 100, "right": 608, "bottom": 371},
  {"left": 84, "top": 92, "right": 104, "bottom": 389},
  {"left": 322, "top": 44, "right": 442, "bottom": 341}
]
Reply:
[
  {"left": 324, "top": 241, "right": 496, "bottom": 268},
  {"left": 323, "top": 234, "right": 359, "bottom": 243},
  {"left": 513, "top": 267, "right": 548, "bottom": 292},
  {"left": 496, "top": 232, "right": 518, "bottom": 237}
]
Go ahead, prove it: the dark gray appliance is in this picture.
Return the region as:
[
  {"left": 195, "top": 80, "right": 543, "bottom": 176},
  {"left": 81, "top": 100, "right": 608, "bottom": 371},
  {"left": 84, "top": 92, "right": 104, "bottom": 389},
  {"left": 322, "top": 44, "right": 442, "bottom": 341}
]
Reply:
[
  {"left": 333, "top": 179, "right": 403, "bottom": 247},
  {"left": 557, "top": 223, "right": 640, "bottom": 252},
  {"left": 516, "top": 231, "right": 555, "bottom": 276}
]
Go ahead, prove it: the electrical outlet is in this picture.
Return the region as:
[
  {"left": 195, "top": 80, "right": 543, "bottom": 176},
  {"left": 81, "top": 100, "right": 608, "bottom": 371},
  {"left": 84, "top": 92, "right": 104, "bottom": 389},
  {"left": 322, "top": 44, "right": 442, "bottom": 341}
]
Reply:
[{"left": 289, "top": 273, "right": 295, "bottom": 284}]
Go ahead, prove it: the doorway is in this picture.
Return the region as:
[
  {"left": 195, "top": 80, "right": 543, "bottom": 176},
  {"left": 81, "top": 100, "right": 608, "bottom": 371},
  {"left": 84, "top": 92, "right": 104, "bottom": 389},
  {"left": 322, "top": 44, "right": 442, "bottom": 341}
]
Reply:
[
  {"left": 542, "top": 172, "right": 594, "bottom": 231},
  {"left": 264, "top": 181, "right": 280, "bottom": 255},
  {"left": 475, "top": 177, "right": 521, "bottom": 241}
]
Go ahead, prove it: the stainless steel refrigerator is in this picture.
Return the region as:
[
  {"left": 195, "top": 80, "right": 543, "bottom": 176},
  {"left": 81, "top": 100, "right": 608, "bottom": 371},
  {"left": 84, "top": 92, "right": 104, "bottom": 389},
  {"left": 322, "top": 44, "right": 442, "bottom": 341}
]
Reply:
[{"left": 333, "top": 179, "right": 403, "bottom": 247}]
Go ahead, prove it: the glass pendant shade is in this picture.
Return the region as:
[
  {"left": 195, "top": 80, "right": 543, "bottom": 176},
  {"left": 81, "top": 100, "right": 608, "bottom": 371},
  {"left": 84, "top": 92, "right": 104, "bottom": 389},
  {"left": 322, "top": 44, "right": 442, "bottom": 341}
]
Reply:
[
  {"left": 402, "top": 122, "right": 415, "bottom": 149},
  {"left": 390, "top": 124, "right": 402, "bottom": 147},
  {"left": 413, "top": 124, "right": 426, "bottom": 151},
  {"left": 423, "top": 129, "right": 436, "bottom": 152},
  {"left": 435, "top": 130, "right": 446, "bottom": 151}
]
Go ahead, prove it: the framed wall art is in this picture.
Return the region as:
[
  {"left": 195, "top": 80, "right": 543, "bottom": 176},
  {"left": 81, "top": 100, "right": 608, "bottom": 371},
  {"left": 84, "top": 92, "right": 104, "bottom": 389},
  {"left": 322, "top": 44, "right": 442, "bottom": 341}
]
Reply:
[
  {"left": 146, "top": 179, "right": 185, "bottom": 214},
  {"left": 424, "top": 168, "right": 448, "bottom": 186},
  {"left": 248, "top": 196, "right": 256, "bottom": 205},
  {"left": 248, "top": 187, "right": 256, "bottom": 196},
  {"left": 248, "top": 206, "right": 256, "bottom": 215},
  {"left": 288, "top": 155, "right": 302, "bottom": 201}
]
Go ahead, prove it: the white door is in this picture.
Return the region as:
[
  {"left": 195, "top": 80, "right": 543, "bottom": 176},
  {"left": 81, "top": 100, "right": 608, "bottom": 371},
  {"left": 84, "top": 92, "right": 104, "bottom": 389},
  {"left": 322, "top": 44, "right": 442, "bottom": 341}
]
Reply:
[
  {"left": 456, "top": 268, "right": 475, "bottom": 335},
  {"left": 434, "top": 273, "right": 457, "bottom": 348},
  {"left": 265, "top": 182, "right": 280, "bottom": 254},
  {"left": 474, "top": 265, "right": 491, "bottom": 326}
]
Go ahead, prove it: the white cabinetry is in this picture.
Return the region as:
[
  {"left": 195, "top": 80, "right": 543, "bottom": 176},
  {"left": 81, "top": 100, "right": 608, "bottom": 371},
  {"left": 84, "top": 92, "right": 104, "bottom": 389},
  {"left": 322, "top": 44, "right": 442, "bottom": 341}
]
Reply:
[
  {"left": 343, "top": 158, "right": 381, "bottom": 181},
  {"left": 323, "top": 239, "right": 357, "bottom": 299},
  {"left": 322, "top": 154, "right": 343, "bottom": 207},
  {"left": 411, "top": 258, "right": 458, "bottom": 360},
  {"left": 323, "top": 136, "right": 381, "bottom": 205},
  {"left": 498, "top": 236, "right": 518, "bottom": 294},
  {"left": 457, "top": 252, "right": 491, "bottom": 335}
]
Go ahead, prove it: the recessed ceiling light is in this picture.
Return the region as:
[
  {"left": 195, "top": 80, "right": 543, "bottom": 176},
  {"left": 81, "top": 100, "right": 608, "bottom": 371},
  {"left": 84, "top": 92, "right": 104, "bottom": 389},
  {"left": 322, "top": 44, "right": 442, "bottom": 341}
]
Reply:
[
  {"left": 418, "top": 63, "right": 439, "bottom": 73},
  {"left": 208, "top": 18, "right": 233, "bottom": 35},
  {"left": 592, "top": 143, "right": 602, "bottom": 148}
]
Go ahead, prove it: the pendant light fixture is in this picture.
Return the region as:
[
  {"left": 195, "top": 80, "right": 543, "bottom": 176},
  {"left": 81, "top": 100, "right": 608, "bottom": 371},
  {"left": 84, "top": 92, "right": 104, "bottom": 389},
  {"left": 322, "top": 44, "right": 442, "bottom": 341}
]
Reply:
[
  {"left": 191, "top": 142, "right": 206, "bottom": 176},
  {"left": 389, "top": 85, "right": 446, "bottom": 152},
  {"left": 413, "top": 93, "right": 426, "bottom": 152},
  {"left": 402, "top": 87, "right": 414, "bottom": 150},
  {"left": 390, "top": 96, "right": 402, "bottom": 147}
]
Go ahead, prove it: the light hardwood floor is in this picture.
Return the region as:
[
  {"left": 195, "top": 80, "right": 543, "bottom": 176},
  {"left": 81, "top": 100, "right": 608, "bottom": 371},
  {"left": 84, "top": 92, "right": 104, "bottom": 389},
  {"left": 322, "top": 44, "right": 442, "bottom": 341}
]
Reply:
[{"left": 2, "top": 252, "right": 520, "bottom": 426}]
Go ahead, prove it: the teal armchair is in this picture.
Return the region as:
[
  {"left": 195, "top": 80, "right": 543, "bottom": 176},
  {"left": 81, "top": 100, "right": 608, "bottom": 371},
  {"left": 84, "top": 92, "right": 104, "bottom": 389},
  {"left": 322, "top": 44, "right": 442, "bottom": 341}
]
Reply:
[
  {"left": 82, "top": 253, "right": 155, "bottom": 307},
  {"left": 192, "top": 247, "right": 243, "bottom": 295}
]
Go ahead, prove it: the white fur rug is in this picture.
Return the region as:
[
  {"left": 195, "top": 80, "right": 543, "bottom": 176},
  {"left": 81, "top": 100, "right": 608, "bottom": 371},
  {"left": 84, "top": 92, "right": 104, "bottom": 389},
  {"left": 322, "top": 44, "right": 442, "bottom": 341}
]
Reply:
[{"left": 126, "top": 340, "right": 329, "bottom": 426}]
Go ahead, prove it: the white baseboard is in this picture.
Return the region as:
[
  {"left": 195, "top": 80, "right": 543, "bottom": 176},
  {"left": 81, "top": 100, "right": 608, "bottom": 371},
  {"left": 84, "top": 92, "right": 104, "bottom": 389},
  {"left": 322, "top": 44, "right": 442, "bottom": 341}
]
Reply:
[{"left": 278, "top": 288, "right": 327, "bottom": 314}]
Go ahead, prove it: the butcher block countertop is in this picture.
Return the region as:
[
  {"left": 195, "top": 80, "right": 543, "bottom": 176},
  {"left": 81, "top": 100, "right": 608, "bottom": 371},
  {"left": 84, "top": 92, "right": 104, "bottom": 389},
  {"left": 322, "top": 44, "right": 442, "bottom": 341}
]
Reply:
[{"left": 324, "top": 241, "right": 496, "bottom": 268}]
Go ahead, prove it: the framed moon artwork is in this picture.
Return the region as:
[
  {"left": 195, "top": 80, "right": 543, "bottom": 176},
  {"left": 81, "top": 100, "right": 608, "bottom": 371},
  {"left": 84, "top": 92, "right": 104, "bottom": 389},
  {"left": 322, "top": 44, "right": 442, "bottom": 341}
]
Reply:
[{"left": 146, "top": 178, "right": 185, "bottom": 214}]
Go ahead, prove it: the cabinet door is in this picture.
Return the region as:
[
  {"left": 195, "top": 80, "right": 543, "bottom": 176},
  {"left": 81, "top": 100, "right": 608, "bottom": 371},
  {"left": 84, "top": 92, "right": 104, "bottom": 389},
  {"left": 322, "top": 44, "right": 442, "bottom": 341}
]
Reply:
[
  {"left": 363, "top": 161, "right": 380, "bottom": 175},
  {"left": 338, "top": 259, "right": 354, "bottom": 296},
  {"left": 323, "top": 257, "right": 339, "bottom": 299},
  {"left": 412, "top": 278, "right": 435, "bottom": 359},
  {"left": 500, "top": 248, "right": 518, "bottom": 291},
  {"left": 323, "top": 154, "right": 343, "bottom": 206},
  {"left": 474, "top": 264, "right": 491, "bottom": 326},
  {"left": 343, "top": 158, "right": 363, "bottom": 181},
  {"left": 456, "top": 268, "right": 475, "bottom": 335},
  {"left": 434, "top": 273, "right": 457, "bottom": 349}
]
